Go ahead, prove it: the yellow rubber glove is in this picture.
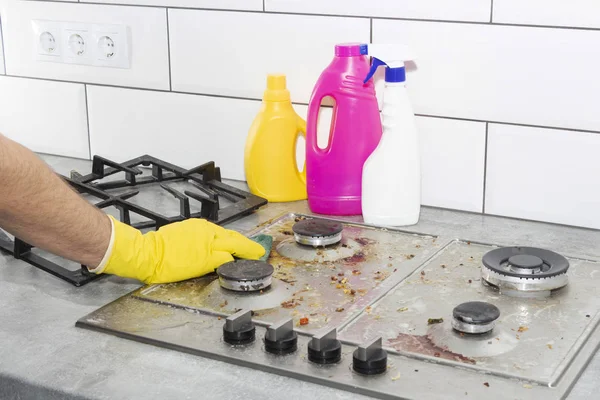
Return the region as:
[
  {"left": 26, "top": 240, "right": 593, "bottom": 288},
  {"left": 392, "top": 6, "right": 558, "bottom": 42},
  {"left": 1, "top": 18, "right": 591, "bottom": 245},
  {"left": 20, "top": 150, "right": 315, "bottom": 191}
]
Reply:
[{"left": 92, "top": 216, "right": 266, "bottom": 284}]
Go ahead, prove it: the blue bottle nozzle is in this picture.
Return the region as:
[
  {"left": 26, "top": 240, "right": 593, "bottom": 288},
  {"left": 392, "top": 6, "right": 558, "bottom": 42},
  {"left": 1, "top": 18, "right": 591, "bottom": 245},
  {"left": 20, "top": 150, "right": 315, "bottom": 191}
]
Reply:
[{"left": 364, "top": 58, "right": 387, "bottom": 84}]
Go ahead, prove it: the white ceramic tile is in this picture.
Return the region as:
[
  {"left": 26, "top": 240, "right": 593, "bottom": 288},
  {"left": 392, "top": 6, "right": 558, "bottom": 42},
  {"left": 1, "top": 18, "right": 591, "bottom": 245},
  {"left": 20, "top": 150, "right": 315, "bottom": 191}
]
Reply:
[
  {"left": 82, "top": 0, "right": 262, "bottom": 10},
  {"left": 266, "top": 0, "right": 491, "bottom": 22},
  {"left": 87, "top": 86, "right": 262, "bottom": 180},
  {"left": 417, "top": 116, "right": 486, "bottom": 212},
  {"left": 486, "top": 124, "right": 600, "bottom": 230},
  {"left": 494, "top": 0, "right": 600, "bottom": 29},
  {"left": 373, "top": 20, "right": 600, "bottom": 132},
  {"left": 0, "top": 1, "right": 169, "bottom": 90},
  {"left": 0, "top": 76, "right": 89, "bottom": 159},
  {"left": 169, "top": 10, "right": 370, "bottom": 103}
]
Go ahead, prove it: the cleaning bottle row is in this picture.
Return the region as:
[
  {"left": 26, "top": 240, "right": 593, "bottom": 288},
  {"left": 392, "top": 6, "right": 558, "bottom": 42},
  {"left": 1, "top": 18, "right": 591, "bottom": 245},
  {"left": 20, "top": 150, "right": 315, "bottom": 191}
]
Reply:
[{"left": 243, "top": 43, "right": 421, "bottom": 227}]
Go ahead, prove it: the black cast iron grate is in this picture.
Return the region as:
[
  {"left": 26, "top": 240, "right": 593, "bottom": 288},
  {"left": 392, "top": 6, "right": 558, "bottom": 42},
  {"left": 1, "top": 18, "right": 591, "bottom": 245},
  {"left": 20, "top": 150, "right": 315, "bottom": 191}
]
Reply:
[{"left": 0, "top": 155, "right": 268, "bottom": 287}]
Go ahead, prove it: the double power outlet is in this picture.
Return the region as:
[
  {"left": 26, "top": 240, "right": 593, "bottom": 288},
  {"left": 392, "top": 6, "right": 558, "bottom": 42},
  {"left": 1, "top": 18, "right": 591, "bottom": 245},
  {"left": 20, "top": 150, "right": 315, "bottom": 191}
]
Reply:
[{"left": 32, "top": 20, "right": 130, "bottom": 69}]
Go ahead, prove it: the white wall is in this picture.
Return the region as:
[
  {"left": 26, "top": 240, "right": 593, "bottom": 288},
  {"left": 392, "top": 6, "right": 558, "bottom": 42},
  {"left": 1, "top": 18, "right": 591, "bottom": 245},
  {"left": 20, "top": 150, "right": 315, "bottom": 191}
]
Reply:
[{"left": 0, "top": 0, "right": 599, "bottom": 229}]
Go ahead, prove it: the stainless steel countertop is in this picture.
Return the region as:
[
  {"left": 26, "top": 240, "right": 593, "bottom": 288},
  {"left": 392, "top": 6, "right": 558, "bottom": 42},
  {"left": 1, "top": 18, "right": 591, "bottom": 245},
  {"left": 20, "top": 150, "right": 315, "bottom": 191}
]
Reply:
[{"left": 1, "top": 154, "right": 599, "bottom": 400}]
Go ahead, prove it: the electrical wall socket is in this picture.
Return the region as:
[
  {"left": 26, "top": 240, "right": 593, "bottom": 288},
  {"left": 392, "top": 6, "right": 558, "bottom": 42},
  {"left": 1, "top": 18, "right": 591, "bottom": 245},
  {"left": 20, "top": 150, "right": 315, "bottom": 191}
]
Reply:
[{"left": 31, "top": 20, "right": 130, "bottom": 69}]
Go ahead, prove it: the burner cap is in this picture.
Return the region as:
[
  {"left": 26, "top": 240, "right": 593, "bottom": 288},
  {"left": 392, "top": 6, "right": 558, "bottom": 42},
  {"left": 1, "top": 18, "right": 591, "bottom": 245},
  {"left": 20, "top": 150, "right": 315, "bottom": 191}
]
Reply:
[
  {"left": 482, "top": 247, "right": 569, "bottom": 279},
  {"left": 217, "top": 260, "right": 274, "bottom": 292},
  {"left": 292, "top": 219, "right": 343, "bottom": 247},
  {"left": 452, "top": 301, "right": 500, "bottom": 334},
  {"left": 481, "top": 247, "right": 569, "bottom": 294}
]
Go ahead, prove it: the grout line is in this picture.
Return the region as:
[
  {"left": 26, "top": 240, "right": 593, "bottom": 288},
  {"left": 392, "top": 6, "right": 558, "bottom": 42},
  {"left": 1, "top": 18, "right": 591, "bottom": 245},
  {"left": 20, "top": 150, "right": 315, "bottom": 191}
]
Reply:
[
  {"left": 482, "top": 122, "right": 489, "bottom": 213},
  {"left": 4, "top": 73, "right": 600, "bottom": 136},
  {"left": 19, "top": 0, "right": 600, "bottom": 32},
  {"left": 165, "top": 8, "right": 172, "bottom": 91},
  {"left": 262, "top": 0, "right": 265, "bottom": 12},
  {"left": 415, "top": 113, "right": 600, "bottom": 135},
  {"left": 489, "top": 0, "right": 494, "bottom": 23},
  {"left": 369, "top": 18, "right": 373, "bottom": 43},
  {"left": 0, "top": 18, "right": 7, "bottom": 74},
  {"left": 83, "top": 84, "right": 92, "bottom": 160}
]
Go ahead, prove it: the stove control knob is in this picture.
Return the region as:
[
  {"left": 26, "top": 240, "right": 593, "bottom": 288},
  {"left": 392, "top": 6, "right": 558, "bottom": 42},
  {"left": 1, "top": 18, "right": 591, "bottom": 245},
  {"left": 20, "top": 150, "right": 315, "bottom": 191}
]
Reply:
[
  {"left": 223, "top": 309, "right": 255, "bottom": 345},
  {"left": 264, "top": 318, "right": 298, "bottom": 355},
  {"left": 307, "top": 327, "right": 342, "bottom": 364},
  {"left": 452, "top": 301, "right": 500, "bottom": 334},
  {"left": 352, "top": 337, "right": 387, "bottom": 375}
]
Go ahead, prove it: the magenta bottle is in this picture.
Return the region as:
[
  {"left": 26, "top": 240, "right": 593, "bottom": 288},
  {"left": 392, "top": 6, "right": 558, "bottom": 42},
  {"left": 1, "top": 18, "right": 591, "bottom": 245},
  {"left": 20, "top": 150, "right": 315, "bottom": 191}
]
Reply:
[{"left": 306, "top": 43, "right": 383, "bottom": 215}]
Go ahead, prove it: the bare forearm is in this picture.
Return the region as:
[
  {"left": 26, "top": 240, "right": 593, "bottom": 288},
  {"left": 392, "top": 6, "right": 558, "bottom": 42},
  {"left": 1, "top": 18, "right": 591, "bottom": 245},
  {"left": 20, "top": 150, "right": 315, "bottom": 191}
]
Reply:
[{"left": 0, "top": 134, "right": 111, "bottom": 267}]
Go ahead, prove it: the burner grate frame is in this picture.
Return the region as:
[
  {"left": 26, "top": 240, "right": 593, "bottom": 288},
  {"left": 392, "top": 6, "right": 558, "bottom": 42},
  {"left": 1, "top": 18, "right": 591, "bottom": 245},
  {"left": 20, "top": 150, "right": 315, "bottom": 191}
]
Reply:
[{"left": 0, "top": 155, "right": 267, "bottom": 287}]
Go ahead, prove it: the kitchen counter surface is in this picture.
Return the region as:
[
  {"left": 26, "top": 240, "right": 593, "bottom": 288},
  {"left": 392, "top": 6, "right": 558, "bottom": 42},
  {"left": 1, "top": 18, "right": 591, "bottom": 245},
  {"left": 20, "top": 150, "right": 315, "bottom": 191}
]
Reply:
[{"left": 1, "top": 154, "right": 600, "bottom": 400}]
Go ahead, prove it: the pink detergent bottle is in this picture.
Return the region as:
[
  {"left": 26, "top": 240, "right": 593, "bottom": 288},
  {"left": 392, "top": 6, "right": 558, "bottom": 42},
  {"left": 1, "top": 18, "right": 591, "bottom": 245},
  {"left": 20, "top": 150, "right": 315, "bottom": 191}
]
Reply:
[{"left": 306, "top": 43, "right": 383, "bottom": 215}]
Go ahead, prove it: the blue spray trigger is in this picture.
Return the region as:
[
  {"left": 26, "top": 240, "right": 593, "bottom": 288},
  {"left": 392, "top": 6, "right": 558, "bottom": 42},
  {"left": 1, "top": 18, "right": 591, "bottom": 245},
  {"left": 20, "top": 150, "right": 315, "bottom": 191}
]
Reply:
[{"left": 364, "top": 58, "right": 387, "bottom": 84}]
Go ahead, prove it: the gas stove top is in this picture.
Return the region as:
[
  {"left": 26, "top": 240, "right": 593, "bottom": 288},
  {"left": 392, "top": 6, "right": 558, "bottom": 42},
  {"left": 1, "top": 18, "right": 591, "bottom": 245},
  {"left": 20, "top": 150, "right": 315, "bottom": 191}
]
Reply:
[{"left": 76, "top": 213, "right": 600, "bottom": 399}]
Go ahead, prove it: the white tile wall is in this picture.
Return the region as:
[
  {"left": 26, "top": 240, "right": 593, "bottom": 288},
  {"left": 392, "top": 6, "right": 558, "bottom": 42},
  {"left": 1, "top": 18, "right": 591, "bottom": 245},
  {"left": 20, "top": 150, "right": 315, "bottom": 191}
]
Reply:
[
  {"left": 494, "top": 0, "right": 600, "bottom": 29},
  {"left": 0, "top": 76, "right": 89, "bottom": 159},
  {"left": 0, "top": 0, "right": 598, "bottom": 228},
  {"left": 417, "top": 117, "right": 486, "bottom": 212},
  {"left": 266, "top": 0, "right": 492, "bottom": 22},
  {"left": 87, "top": 86, "right": 261, "bottom": 180},
  {"left": 169, "top": 9, "right": 370, "bottom": 103},
  {"left": 485, "top": 124, "right": 600, "bottom": 230},
  {"left": 373, "top": 20, "right": 600, "bottom": 132},
  {"left": 0, "top": 1, "right": 169, "bottom": 90},
  {"left": 82, "top": 0, "right": 262, "bottom": 11}
]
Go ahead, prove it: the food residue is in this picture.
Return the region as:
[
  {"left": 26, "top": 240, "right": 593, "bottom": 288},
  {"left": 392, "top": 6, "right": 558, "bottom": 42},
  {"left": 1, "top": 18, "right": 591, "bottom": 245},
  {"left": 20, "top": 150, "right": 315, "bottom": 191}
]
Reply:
[
  {"left": 547, "top": 344, "right": 553, "bottom": 350},
  {"left": 420, "top": 271, "right": 426, "bottom": 276},
  {"left": 441, "top": 264, "right": 447, "bottom": 268},
  {"left": 338, "top": 272, "right": 345, "bottom": 277},
  {"left": 335, "top": 307, "right": 345, "bottom": 312},
  {"left": 468, "top": 279, "right": 472, "bottom": 284},
  {"left": 299, "top": 317, "right": 309, "bottom": 325},
  {"left": 483, "top": 382, "right": 490, "bottom": 387},
  {"left": 517, "top": 326, "right": 529, "bottom": 333},
  {"left": 428, "top": 318, "right": 444, "bottom": 325},
  {"left": 523, "top": 384, "right": 533, "bottom": 389},
  {"left": 331, "top": 276, "right": 338, "bottom": 281},
  {"left": 366, "top": 306, "right": 372, "bottom": 314},
  {"left": 336, "top": 284, "right": 343, "bottom": 289},
  {"left": 397, "top": 307, "right": 409, "bottom": 312},
  {"left": 415, "top": 244, "right": 421, "bottom": 248},
  {"left": 352, "top": 269, "right": 361, "bottom": 275},
  {"left": 434, "top": 352, "right": 441, "bottom": 358},
  {"left": 341, "top": 278, "right": 348, "bottom": 284},
  {"left": 219, "top": 300, "right": 228, "bottom": 308},
  {"left": 350, "top": 289, "right": 356, "bottom": 296},
  {"left": 281, "top": 300, "right": 300, "bottom": 309},
  {"left": 405, "top": 254, "right": 415, "bottom": 260},
  {"left": 391, "top": 373, "right": 401, "bottom": 381}
]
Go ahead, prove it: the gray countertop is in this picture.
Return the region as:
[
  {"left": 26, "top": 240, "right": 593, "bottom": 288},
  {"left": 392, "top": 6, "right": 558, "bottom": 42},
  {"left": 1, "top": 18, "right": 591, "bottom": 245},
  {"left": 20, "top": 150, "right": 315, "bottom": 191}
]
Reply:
[{"left": 1, "top": 154, "right": 599, "bottom": 400}]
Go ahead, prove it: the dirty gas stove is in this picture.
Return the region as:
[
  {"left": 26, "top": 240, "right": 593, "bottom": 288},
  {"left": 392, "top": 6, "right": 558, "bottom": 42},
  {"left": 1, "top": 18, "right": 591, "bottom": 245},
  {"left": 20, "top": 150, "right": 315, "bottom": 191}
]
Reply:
[{"left": 77, "top": 214, "right": 600, "bottom": 399}]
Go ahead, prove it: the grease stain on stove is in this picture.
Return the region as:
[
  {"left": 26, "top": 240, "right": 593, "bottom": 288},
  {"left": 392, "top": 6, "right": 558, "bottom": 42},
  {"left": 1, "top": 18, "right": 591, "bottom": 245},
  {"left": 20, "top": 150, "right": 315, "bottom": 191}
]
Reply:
[{"left": 387, "top": 332, "right": 476, "bottom": 365}]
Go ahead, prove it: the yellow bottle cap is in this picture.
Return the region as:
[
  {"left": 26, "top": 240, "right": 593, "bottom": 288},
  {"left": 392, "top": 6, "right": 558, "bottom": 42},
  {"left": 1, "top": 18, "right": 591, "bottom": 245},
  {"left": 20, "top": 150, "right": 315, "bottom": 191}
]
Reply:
[
  {"left": 264, "top": 74, "right": 290, "bottom": 102},
  {"left": 267, "top": 74, "right": 287, "bottom": 90}
]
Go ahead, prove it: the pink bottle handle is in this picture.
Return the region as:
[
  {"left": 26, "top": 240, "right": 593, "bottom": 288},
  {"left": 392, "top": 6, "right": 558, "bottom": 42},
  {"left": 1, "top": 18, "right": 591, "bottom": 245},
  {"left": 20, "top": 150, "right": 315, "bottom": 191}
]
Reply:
[{"left": 307, "top": 85, "right": 333, "bottom": 155}]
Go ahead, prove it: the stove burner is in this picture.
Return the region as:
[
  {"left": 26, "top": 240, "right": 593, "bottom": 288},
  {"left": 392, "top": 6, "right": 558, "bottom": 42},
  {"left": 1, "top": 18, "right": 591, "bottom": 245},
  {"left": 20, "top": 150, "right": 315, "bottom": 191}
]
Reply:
[
  {"left": 452, "top": 301, "right": 500, "bottom": 334},
  {"left": 217, "top": 260, "right": 274, "bottom": 292},
  {"left": 481, "top": 247, "right": 569, "bottom": 295},
  {"left": 292, "top": 219, "right": 343, "bottom": 247}
]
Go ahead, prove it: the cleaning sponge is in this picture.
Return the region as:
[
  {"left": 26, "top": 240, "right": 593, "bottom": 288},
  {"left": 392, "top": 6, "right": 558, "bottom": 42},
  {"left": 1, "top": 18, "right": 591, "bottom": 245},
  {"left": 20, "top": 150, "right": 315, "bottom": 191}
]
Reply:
[{"left": 250, "top": 234, "right": 273, "bottom": 261}]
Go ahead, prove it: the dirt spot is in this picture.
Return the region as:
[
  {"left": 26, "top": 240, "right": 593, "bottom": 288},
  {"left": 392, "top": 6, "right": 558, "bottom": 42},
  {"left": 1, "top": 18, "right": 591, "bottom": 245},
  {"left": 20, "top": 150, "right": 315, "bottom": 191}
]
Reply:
[
  {"left": 388, "top": 333, "right": 476, "bottom": 365},
  {"left": 281, "top": 230, "right": 293, "bottom": 236},
  {"left": 343, "top": 252, "right": 366, "bottom": 263},
  {"left": 355, "top": 237, "right": 376, "bottom": 246}
]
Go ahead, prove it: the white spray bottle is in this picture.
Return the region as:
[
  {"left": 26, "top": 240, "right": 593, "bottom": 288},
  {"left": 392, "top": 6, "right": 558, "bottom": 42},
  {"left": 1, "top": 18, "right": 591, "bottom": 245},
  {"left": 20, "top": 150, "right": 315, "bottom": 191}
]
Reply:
[{"left": 361, "top": 44, "right": 421, "bottom": 226}]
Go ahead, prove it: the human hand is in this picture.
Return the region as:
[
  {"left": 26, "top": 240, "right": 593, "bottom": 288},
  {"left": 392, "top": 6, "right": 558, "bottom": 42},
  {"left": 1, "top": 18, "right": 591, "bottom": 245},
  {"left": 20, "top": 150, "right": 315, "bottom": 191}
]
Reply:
[{"left": 93, "top": 216, "right": 266, "bottom": 284}]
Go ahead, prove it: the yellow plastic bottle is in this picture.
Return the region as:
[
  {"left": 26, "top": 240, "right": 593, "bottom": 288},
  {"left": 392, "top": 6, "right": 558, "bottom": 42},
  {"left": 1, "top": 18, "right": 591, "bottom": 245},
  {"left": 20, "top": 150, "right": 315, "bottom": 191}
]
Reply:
[{"left": 244, "top": 74, "right": 307, "bottom": 202}]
